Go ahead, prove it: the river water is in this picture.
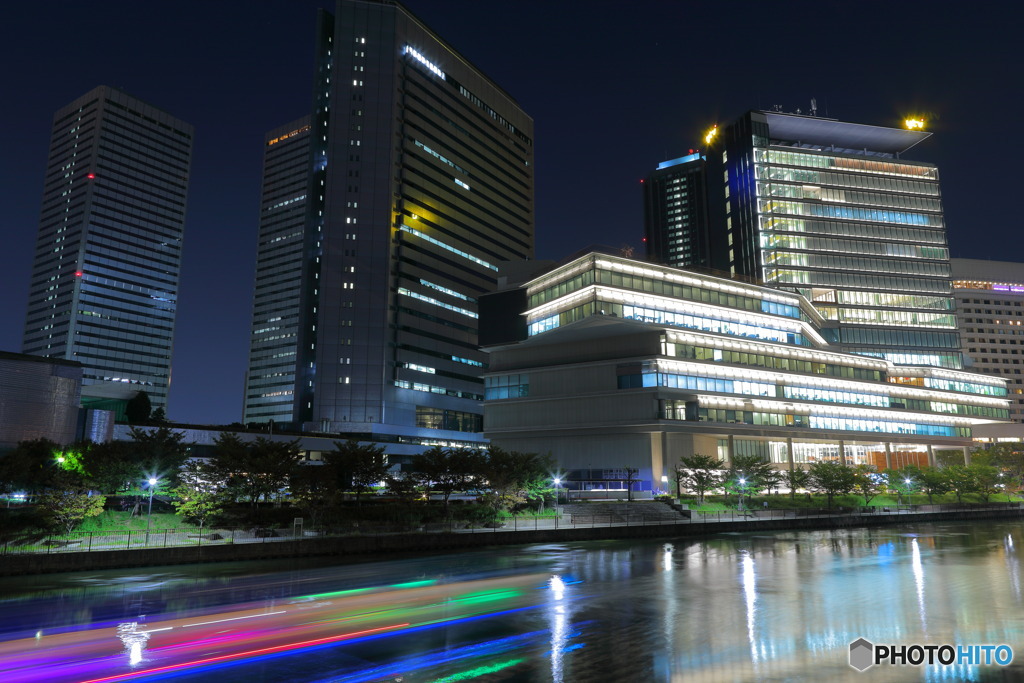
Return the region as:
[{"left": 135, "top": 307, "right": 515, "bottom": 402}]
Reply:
[{"left": 1, "top": 521, "right": 1023, "bottom": 682}]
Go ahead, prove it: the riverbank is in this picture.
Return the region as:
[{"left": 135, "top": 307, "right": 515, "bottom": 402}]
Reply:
[{"left": 3, "top": 505, "right": 1022, "bottom": 576}]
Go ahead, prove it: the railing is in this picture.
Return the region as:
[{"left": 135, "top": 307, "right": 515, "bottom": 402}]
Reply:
[{"left": 2, "top": 502, "right": 1020, "bottom": 555}]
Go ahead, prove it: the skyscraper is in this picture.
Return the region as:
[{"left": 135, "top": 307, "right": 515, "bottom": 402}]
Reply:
[
  {"left": 243, "top": 0, "right": 534, "bottom": 445},
  {"left": 22, "top": 86, "right": 194, "bottom": 412},
  {"left": 713, "top": 110, "right": 959, "bottom": 369},
  {"left": 243, "top": 118, "right": 312, "bottom": 425},
  {"left": 642, "top": 152, "right": 715, "bottom": 270}
]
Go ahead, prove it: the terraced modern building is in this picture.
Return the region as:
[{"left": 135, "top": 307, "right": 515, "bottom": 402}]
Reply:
[
  {"left": 21, "top": 86, "right": 193, "bottom": 412},
  {"left": 482, "top": 253, "right": 1008, "bottom": 492},
  {"left": 242, "top": 0, "right": 534, "bottom": 449}
]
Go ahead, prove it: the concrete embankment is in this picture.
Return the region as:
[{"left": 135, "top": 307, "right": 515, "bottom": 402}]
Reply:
[{"left": 3, "top": 507, "right": 1021, "bottom": 576}]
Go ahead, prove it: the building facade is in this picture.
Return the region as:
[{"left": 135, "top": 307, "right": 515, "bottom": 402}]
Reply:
[
  {"left": 0, "top": 351, "right": 83, "bottom": 450},
  {"left": 483, "top": 254, "right": 1007, "bottom": 490},
  {"left": 712, "top": 110, "right": 960, "bottom": 369},
  {"left": 21, "top": 86, "right": 194, "bottom": 412},
  {"left": 242, "top": 0, "right": 534, "bottom": 448},
  {"left": 952, "top": 258, "right": 1024, "bottom": 422}
]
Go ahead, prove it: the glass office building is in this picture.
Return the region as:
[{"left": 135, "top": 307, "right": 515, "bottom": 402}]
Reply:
[
  {"left": 242, "top": 0, "right": 534, "bottom": 446},
  {"left": 718, "top": 110, "right": 960, "bottom": 369},
  {"left": 643, "top": 152, "right": 715, "bottom": 270},
  {"left": 483, "top": 253, "right": 1007, "bottom": 490},
  {"left": 21, "top": 86, "right": 193, "bottom": 411}
]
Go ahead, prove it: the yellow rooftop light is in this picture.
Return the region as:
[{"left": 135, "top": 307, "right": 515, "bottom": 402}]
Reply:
[
  {"left": 704, "top": 125, "right": 719, "bottom": 145},
  {"left": 904, "top": 118, "right": 925, "bottom": 130}
]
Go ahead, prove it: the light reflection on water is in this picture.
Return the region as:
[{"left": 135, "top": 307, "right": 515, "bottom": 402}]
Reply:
[{"left": 1, "top": 521, "right": 1024, "bottom": 681}]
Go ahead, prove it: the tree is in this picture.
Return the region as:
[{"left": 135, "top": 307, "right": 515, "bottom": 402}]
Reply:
[
  {"left": 128, "top": 426, "right": 191, "bottom": 486},
  {"left": 970, "top": 463, "right": 1002, "bottom": 503},
  {"left": 327, "top": 440, "right": 389, "bottom": 505},
  {"left": 943, "top": 465, "right": 979, "bottom": 504},
  {"left": 0, "top": 438, "right": 63, "bottom": 497},
  {"left": 84, "top": 441, "right": 142, "bottom": 495},
  {"left": 912, "top": 466, "right": 951, "bottom": 504},
  {"left": 150, "top": 407, "right": 168, "bottom": 425},
  {"left": 124, "top": 391, "right": 152, "bottom": 424},
  {"left": 882, "top": 467, "right": 918, "bottom": 505},
  {"left": 852, "top": 464, "right": 883, "bottom": 505},
  {"left": 479, "top": 447, "right": 553, "bottom": 513},
  {"left": 783, "top": 468, "right": 810, "bottom": 500},
  {"left": 171, "top": 460, "right": 223, "bottom": 532},
  {"left": 807, "top": 461, "right": 856, "bottom": 508},
  {"left": 384, "top": 471, "right": 421, "bottom": 503},
  {"left": 290, "top": 464, "right": 341, "bottom": 528},
  {"left": 623, "top": 467, "right": 639, "bottom": 502},
  {"left": 727, "top": 454, "right": 776, "bottom": 495},
  {"left": 677, "top": 454, "right": 724, "bottom": 506},
  {"left": 37, "top": 472, "right": 106, "bottom": 534},
  {"left": 412, "top": 446, "right": 482, "bottom": 511},
  {"left": 210, "top": 434, "right": 302, "bottom": 508}
]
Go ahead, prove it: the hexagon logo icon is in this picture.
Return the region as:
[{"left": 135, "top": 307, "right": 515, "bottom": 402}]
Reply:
[{"left": 849, "top": 638, "right": 875, "bottom": 672}]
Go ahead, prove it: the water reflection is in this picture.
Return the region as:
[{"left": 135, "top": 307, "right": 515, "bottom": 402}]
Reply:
[{"left": 1, "top": 522, "right": 1024, "bottom": 681}]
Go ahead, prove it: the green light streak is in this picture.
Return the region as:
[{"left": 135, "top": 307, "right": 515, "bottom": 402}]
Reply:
[
  {"left": 430, "top": 658, "right": 524, "bottom": 682},
  {"left": 392, "top": 579, "right": 436, "bottom": 589},
  {"left": 304, "top": 587, "right": 373, "bottom": 600},
  {"left": 451, "top": 589, "right": 522, "bottom": 605}
]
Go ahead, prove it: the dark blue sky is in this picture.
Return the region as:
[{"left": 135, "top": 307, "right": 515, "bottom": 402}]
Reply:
[{"left": 1, "top": 1, "right": 1019, "bottom": 425}]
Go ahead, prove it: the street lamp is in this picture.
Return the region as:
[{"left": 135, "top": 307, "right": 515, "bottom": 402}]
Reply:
[
  {"left": 145, "top": 477, "right": 158, "bottom": 545},
  {"left": 553, "top": 477, "right": 562, "bottom": 504},
  {"left": 738, "top": 477, "right": 746, "bottom": 510}
]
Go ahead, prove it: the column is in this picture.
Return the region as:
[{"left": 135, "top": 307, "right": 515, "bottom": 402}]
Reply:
[
  {"left": 786, "top": 437, "right": 795, "bottom": 473},
  {"left": 726, "top": 435, "right": 735, "bottom": 468},
  {"left": 838, "top": 441, "right": 847, "bottom": 466},
  {"left": 963, "top": 446, "right": 971, "bottom": 465},
  {"left": 927, "top": 445, "right": 936, "bottom": 467},
  {"left": 884, "top": 442, "right": 892, "bottom": 470}
]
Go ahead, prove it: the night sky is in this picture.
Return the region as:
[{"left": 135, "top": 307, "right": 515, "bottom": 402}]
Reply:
[{"left": 2, "top": 1, "right": 1019, "bottom": 425}]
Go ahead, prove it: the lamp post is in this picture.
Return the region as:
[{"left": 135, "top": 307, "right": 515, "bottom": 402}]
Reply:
[
  {"left": 900, "top": 478, "right": 912, "bottom": 508},
  {"left": 738, "top": 477, "right": 746, "bottom": 510},
  {"left": 553, "top": 478, "right": 562, "bottom": 504},
  {"left": 145, "top": 477, "right": 158, "bottom": 545}
]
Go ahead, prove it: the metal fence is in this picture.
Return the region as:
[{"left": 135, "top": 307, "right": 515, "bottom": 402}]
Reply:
[{"left": 3, "top": 502, "right": 1021, "bottom": 555}]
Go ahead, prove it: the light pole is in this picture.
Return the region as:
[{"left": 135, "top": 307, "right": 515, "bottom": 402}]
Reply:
[
  {"left": 553, "top": 478, "right": 562, "bottom": 504},
  {"left": 146, "top": 477, "right": 158, "bottom": 545},
  {"left": 901, "top": 478, "right": 912, "bottom": 508},
  {"left": 738, "top": 477, "right": 746, "bottom": 510}
]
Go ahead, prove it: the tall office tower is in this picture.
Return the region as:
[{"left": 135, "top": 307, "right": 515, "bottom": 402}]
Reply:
[
  {"left": 643, "top": 152, "right": 716, "bottom": 270},
  {"left": 243, "top": 118, "right": 312, "bottom": 425},
  {"left": 952, "top": 258, "right": 1024, "bottom": 422},
  {"left": 242, "top": 0, "right": 534, "bottom": 443},
  {"left": 709, "top": 110, "right": 959, "bottom": 369},
  {"left": 22, "top": 86, "right": 194, "bottom": 412}
]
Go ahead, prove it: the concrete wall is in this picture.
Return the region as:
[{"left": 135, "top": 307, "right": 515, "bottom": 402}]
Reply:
[{"left": 3, "top": 507, "right": 1021, "bottom": 576}]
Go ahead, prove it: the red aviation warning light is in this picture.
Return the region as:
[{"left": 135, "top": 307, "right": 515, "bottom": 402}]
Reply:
[
  {"left": 86, "top": 173, "right": 95, "bottom": 179},
  {"left": 75, "top": 271, "right": 83, "bottom": 277}
]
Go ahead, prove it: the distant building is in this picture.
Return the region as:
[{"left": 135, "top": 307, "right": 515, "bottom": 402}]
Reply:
[
  {"left": 241, "top": 0, "right": 534, "bottom": 451},
  {"left": 953, "top": 259, "right": 1024, "bottom": 422},
  {"left": 0, "top": 351, "right": 82, "bottom": 450},
  {"left": 21, "top": 86, "right": 194, "bottom": 412},
  {"left": 643, "top": 152, "right": 715, "bottom": 270},
  {"left": 482, "top": 253, "right": 1007, "bottom": 492}
]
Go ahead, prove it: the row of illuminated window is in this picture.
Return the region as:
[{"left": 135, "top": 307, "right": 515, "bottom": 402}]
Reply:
[
  {"left": 681, "top": 404, "right": 968, "bottom": 437},
  {"left": 835, "top": 326, "right": 961, "bottom": 349},
  {"left": 398, "top": 225, "right": 498, "bottom": 271},
  {"left": 664, "top": 342, "right": 884, "bottom": 381},
  {"left": 528, "top": 298, "right": 805, "bottom": 346},
  {"left": 762, "top": 251, "right": 951, "bottom": 277},
  {"left": 760, "top": 216, "right": 946, "bottom": 244},
  {"left": 760, "top": 233, "right": 949, "bottom": 261},
  {"left": 758, "top": 182, "right": 943, "bottom": 213},
  {"left": 756, "top": 149, "right": 938, "bottom": 180},
  {"left": 756, "top": 165, "right": 940, "bottom": 196},
  {"left": 765, "top": 269, "right": 951, "bottom": 294},
  {"left": 484, "top": 373, "right": 529, "bottom": 400},
  {"left": 857, "top": 350, "right": 963, "bottom": 369},
  {"left": 419, "top": 278, "right": 474, "bottom": 302},
  {"left": 414, "top": 140, "right": 469, "bottom": 176},
  {"left": 528, "top": 267, "right": 800, "bottom": 319},
  {"left": 393, "top": 379, "right": 483, "bottom": 401},
  {"left": 760, "top": 199, "right": 942, "bottom": 227},
  {"left": 888, "top": 375, "right": 1007, "bottom": 396},
  {"left": 801, "top": 288, "right": 952, "bottom": 311},
  {"left": 812, "top": 306, "right": 956, "bottom": 328},
  {"left": 415, "top": 406, "right": 482, "bottom": 433},
  {"left": 397, "top": 287, "right": 477, "bottom": 319}
]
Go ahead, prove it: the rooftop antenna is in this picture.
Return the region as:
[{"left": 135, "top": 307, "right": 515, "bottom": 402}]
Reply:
[{"left": 810, "top": 98, "right": 818, "bottom": 117}]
